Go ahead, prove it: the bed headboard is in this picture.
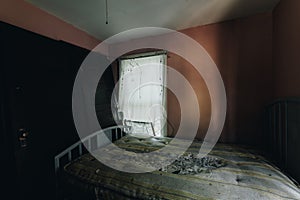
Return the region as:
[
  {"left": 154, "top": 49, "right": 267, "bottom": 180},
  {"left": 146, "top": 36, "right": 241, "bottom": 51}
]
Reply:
[{"left": 265, "top": 98, "right": 300, "bottom": 182}]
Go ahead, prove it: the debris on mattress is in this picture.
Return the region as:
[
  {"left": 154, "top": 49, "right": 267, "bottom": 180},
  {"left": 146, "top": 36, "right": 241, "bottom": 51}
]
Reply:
[{"left": 160, "top": 153, "right": 226, "bottom": 175}]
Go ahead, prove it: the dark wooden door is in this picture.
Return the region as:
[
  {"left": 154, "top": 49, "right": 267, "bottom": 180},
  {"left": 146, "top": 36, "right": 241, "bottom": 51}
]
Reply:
[{"left": 1, "top": 22, "right": 88, "bottom": 200}]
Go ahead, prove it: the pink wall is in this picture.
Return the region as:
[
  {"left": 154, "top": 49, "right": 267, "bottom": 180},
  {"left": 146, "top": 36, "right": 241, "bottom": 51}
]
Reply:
[
  {"left": 167, "top": 13, "right": 273, "bottom": 145},
  {"left": 273, "top": 0, "right": 300, "bottom": 98},
  {"left": 0, "top": 0, "right": 100, "bottom": 50},
  {"left": 1, "top": 0, "right": 274, "bottom": 146}
]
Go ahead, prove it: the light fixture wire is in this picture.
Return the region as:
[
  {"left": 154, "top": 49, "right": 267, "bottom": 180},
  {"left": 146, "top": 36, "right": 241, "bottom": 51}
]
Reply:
[{"left": 105, "top": 0, "right": 108, "bottom": 24}]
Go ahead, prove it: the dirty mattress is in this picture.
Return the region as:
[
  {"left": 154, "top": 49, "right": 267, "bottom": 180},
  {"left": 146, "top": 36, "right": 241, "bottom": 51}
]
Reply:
[{"left": 62, "top": 136, "right": 300, "bottom": 200}]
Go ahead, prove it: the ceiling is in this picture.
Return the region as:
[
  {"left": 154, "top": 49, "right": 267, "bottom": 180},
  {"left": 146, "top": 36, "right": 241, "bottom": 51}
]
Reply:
[{"left": 26, "top": 0, "right": 280, "bottom": 41}]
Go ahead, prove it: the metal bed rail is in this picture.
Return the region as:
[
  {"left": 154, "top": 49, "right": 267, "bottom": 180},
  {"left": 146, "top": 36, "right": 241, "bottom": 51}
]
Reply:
[
  {"left": 265, "top": 100, "right": 288, "bottom": 170},
  {"left": 264, "top": 98, "right": 300, "bottom": 170},
  {"left": 54, "top": 125, "right": 127, "bottom": 173},
  {"left": 54, "top": 125, "right": 127, "bottom": 199},
  {"left": 264, "top": 98, "right": 300, "bottom": 186}
]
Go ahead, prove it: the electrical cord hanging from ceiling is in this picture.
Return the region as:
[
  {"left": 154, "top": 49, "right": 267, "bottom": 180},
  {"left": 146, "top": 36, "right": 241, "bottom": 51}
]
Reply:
[{"left": 105, "top": 0, "right": 109, "bottom": 24}]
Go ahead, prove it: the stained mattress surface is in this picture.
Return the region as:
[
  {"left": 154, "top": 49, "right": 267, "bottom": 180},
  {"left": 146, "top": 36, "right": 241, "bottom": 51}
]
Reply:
[{"left": 63, "top": 136, "right": 300, "bottom": 200}]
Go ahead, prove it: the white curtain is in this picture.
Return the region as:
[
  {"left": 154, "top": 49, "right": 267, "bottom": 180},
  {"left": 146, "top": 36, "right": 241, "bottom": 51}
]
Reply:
[{"left": 118, "top": 54, "right": 167, "bottom": 136}]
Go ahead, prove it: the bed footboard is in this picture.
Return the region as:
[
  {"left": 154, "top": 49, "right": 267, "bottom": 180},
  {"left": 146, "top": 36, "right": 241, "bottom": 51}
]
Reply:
[{"left": 54, "top": 125, "right": 127, "bottom": 199}]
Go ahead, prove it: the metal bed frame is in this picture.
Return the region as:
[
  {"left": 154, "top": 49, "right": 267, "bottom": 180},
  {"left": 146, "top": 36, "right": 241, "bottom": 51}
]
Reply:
[
  {"left": 54, "top": 125, "right": 127, "bottom": 199},
  {"left": 53, "top": 116, "right": 176, "bottom": 197},
  {"left": 264, "top": 98, "right": 300, "bottom": 172}
]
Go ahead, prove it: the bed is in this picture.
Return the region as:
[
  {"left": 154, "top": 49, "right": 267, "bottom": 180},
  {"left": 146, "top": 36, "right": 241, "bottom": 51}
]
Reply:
[{"left": 54, "top": 126, "right": 300, "bottom": 200}]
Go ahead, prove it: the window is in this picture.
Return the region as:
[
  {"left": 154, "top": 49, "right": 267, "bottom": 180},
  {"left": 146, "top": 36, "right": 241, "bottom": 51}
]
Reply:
[{"left": 118, "top": 52, "right": 167, "bottom": 137}]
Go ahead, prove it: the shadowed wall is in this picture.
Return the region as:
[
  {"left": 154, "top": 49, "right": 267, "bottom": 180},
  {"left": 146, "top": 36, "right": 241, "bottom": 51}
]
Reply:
[{"left": 167, "top": 13, "right": 273, "bottom": 147}]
